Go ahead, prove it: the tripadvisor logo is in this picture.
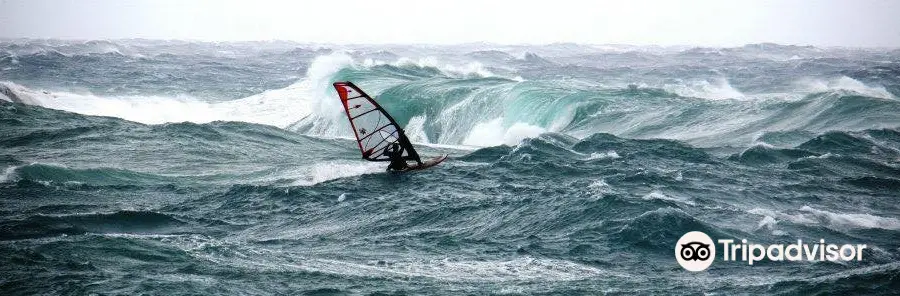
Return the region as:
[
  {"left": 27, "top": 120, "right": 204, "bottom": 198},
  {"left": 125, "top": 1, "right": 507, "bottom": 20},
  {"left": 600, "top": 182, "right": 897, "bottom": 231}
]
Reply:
[
  {"left": 675, "top": 231, "right": 715, "bottom": 271},
  {"left": 675, "top": 231, "right": 868, "bottom": 272}
]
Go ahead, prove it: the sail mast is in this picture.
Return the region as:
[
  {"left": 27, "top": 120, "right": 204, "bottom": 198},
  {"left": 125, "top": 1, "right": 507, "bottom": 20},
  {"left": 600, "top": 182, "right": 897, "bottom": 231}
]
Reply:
[{"left": 333, "top": 81, "right": 422, "bottom": 163}]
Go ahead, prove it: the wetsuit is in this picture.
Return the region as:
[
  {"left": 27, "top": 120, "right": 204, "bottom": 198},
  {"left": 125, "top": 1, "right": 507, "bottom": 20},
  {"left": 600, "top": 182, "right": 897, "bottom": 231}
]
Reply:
[{"left": 384, "top": 144, "right": 408, "bottom": 171}]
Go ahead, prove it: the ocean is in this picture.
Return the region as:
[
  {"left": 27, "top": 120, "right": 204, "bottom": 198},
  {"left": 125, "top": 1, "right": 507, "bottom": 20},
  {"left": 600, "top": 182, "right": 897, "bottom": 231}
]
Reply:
[{"left": 1, "top": 39, "right": 899, "bottom": 295}]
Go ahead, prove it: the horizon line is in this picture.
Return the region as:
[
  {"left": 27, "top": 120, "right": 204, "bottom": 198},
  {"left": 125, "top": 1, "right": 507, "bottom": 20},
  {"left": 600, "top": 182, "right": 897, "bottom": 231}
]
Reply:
[{"left": 2, "top": 37, "right": 898, "bottom": 50}]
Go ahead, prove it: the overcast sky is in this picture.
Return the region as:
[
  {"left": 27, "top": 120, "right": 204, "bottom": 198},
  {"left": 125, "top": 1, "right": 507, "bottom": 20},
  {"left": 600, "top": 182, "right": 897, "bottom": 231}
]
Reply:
[{"left": 1, "top": 0, "right": 898, "bottom": 47}]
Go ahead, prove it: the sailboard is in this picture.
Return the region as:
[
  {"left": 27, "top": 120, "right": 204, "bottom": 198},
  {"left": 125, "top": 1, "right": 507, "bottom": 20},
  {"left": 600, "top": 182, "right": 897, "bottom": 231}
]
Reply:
[{"left": 333, "top": 81, "right": 447, "bottom": 171}]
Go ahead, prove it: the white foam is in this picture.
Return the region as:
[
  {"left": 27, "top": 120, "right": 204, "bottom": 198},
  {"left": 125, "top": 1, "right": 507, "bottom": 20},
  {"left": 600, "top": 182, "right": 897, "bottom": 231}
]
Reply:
[
  {"left": 366, "top": 56, "right": 496, "bottom": 78},
  {"left": 756, "top": 215, "right": 788, "bottom": 236},
  {"left": 547, "top": 102, "right": 579, "bottom": 132},
  {"left": 748, "top": 208, "right": 815, "bottom": 225},
  {"left": 664, "top": 78, "right": 744, "bottom": 100},
  {"left": 588, "top": 179, "right": 614, "bottom": 195},
  {"left": 0, "top": 81, "right": 43, "bottom": 105},
  {"left": 757, "top": 215, "right": 776, "bottom": 229},
  {"left": 462, "top": 118, "right": 504, "bottom": 146},
  {"left": 736, "top": 142, "right": 777, "bottom": 158},
  {"left": 0, "top": 165, "right": 20, "bottom": 183},
  {"left": 291, "top": 160, "right": 384, "bottom": 186},
  {"left": 799, "top": 206, "right": 900, "bottom": 230},
  {"left": 797, "top": 76, "right": 896, "bottom": 100},
  {"left": 0, "top": 52, "right": 355, "bottom": 128},
  {"left": 368, "top": 256, "right": 607, "bottom": 282},
  {"left": 749, "top": 206, "right": 900, "bottom": 231},
  {"left": 23, "top": 91, "right": 224, "bottom": 125},
  {"left": 437, "top": 61, "right": 494, "bottom": 78},
  {"left": 122, "top": 222, "right": 618, "bottom": 284},
  {"left": 640, "top": 190, "right": 695, "bottom": 205},
  {"left": 503, "top": 122, "right": 546, "bottom": 145},
  {"left": 801, "top": 152, "right": 837, "bottom": 160},
  {"left": 413, "top": 141, "right": 479, "bottom": 151},
  {"left": 405, "top": 115, "right": 430, "bottom": 143},
  {"left": 461, "top": 118, "right": 546, "bottom": 147},
  {"left": 750, "top": 141, "right": 776, "bottom": 149},
  {"left": 203, "top": 252, "right": 610, "bottom": 283},
  {"left": 587, "top": 151, "right": 620, "bottom": 160}
]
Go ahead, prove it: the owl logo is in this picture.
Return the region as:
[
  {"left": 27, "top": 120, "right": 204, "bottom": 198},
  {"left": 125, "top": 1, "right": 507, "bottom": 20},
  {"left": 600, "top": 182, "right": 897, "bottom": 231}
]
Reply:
[
  {"left": 675, "top": 231, "right": 715, "bottom": 271},
  {"left": 680, "top": 242, "right": 711, "bottom": 261}
]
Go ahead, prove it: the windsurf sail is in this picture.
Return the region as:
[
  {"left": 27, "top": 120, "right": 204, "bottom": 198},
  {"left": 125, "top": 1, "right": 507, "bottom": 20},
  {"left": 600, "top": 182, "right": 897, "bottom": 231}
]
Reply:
[{"left": 333, "top": 81, "right": 422, "bottom": 163}]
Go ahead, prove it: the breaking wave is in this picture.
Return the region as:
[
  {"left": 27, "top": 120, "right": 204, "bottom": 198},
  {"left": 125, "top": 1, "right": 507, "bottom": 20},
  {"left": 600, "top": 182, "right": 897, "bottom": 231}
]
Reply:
[{"left": 5, "top": 43, "right": 899, "bottom": 148}]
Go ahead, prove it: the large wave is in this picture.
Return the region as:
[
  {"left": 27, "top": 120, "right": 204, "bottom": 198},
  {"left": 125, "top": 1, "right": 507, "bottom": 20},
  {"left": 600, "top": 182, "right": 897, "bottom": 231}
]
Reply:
[
  {"left": 289, "top": 54, "right": 900, "bottom": 147},
  {"left": 3, "top": 42, "right": 899, "bottom": 148}
]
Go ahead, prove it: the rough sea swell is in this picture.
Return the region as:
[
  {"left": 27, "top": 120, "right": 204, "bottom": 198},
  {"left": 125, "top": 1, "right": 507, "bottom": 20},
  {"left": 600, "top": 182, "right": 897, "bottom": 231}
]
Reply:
[{"left": 1, "top": 40, "right": 899, "bottom": 295}]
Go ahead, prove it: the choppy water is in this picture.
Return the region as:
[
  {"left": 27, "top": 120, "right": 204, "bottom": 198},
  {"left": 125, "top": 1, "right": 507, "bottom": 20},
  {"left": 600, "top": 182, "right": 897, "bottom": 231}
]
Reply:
[{"left": 1, "top": 39, "right": 899, "bottom": 295}]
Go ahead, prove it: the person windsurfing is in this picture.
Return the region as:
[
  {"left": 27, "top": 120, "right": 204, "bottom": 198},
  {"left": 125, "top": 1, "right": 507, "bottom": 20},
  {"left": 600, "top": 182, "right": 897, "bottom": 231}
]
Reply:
[
  {"left": 333, "top": 81, "right": 448, "bottom": 172},
  {"left": 384, "top": 142, "right": 408, "bottom": 171}
]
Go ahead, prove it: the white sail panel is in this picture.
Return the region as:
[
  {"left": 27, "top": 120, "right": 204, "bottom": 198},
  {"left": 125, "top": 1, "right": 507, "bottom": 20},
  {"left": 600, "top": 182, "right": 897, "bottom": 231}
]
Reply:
[{"left": 333, "top": 81, "right": 421, "bottom": 162}]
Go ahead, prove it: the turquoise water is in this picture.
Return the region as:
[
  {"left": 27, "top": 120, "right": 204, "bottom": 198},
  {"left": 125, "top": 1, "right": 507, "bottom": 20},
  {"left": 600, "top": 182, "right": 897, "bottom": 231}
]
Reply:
[{"left": 1, "top": 40, "right": 899, "bottom": 295}]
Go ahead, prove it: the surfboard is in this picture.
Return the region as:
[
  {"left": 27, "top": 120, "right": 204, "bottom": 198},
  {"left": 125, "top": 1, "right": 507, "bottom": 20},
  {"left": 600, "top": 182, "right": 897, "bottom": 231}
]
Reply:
[
  {"left": 333, "top": 81, "right": 446, "bottom": 171},
  {"left": 402, "top": 154, "right": 448, "bottom": 171}
]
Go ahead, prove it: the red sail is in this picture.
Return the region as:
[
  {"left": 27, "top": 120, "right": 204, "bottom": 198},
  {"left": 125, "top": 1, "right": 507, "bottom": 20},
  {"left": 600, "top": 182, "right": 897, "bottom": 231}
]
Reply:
[{"left": 333, "top": 81, "right": 421, "bottom": 162}]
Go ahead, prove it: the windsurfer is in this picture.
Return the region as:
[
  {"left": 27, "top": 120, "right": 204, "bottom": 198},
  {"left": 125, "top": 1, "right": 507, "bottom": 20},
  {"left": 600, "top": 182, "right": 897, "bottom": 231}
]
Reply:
[{"left": 384, "top": 142, "right": 408, "bottom": 171}]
